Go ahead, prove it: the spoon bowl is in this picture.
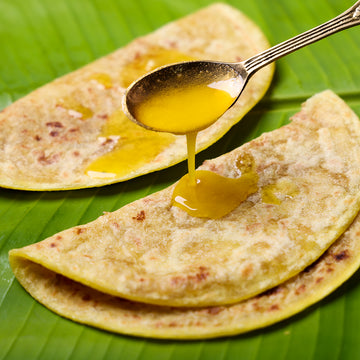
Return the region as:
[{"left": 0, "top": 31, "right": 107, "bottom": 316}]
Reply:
[
  {"left": 124, "top": 1, "right": 360, "bottom": 131},
  {"left": 124, "top": 60, "right": 245, "bottom": 132}
]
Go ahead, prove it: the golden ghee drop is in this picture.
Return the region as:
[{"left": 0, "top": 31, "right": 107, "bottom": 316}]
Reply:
[
  {"left": 172, "top": 170, "right": 258, "bottom": 219},
  {"left": 85, "top": 110, "right": 174, "bottom": 178}
]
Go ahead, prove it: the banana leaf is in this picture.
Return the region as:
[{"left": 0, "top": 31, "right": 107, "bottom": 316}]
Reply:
[{"left": 0, "top": 0, "right": 360, "bottom": 359}]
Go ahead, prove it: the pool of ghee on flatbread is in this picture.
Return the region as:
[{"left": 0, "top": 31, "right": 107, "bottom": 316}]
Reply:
[
  {"left": 85, "top": 110, "right": 175, "bottom": 177},
  {"left": 133, "top": 76, "right": 259, "bottom": 218},
  {"left": 85, "top": 48, "right": 195, "bottom": 178}
]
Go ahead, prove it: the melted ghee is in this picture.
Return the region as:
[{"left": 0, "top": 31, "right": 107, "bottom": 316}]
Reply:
[
  {"left": 88, "top": 73, "right": 113, "bottom": 89},
  {"left": 58, "top": 96, "right": 93, "bottom": 120},
  {"left": 119, "top": 47, "right": 195, "bottom": 88},
  {"left": 86, "top": 47, "right": 256, "bottom": 218},
  {"left": 133, "top": 79, "right": 239, "bottom": 134},
  {"left": 86, "top": 48, "right": 195, "bottom": 178},
  {"left": 261, "top": 179, "right": 299, "bottom": 205},
  {"left": 173, "top": 145, "right": 259, "bottom": 218},
  {"left": 85, "top": 110, "right": 174, "bottom": 178},
  {"left": 186, "top": 132, "right": 197, "bottom": 186},
  {"left": 126, "top": 51, "right": 258, "bottom": 218},
  {"left": 172, "top": 169, "right": 258, "bottom": 219}
]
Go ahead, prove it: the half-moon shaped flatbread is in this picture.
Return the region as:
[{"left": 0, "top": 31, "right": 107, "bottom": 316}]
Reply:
[
  {"left": 10, "top": 211, "right": 360, "bottom": 339},
  {"left": 9, "top": 91, "right": 360, "bottom": 312},
  {"left": 0, "top": 3, "right": 273, "bottom": 190}
]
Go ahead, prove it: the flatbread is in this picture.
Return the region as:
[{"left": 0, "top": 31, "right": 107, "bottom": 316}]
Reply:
[
  {"left": 9, "top": 90, "right": 360, "bottom": 310},
  {"left": 0, "top": 3, "right": 273, "bottom": 190},
  {"left": 10, "top": 211, "right": 360, "bottom": 339}
]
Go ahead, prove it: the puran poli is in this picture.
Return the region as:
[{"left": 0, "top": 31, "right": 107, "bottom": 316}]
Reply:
[
  {"left": 10, "top": 212, "right": 360, "bottom": 339},
  {"left": 9, "top": 91, "right": 360, "bottom": 311},
  {"left": 0, "top": 3, "right": 273, "bottom": 190}
]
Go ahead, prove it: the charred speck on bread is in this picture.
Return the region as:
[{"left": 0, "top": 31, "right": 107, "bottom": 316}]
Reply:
[
  {"left": 75, "top": 227, "right": 86, "bottom": 235},
  {"left": 46, "top": 121, "right": 64, "bottom": 128},
  {"left": 171, "top": 266, "right": 210, "bottom": 287},
  {"left": 132, "top": 210, "right": 146, "bottom": 221},
  {"left": 257, "top": 286, "right": 281, "bottom": 298},
  {"left": 206, "top": 307, "right": 223, "bottom": 315},
  {"left": 38, "top": 153, "right": 60, "bottom": 165},
  {"left": 82, "top": 294, "right": 92, "bottom": 301},
  {"left": 333, "top": 250, "right": 350, "bottom": 261}
]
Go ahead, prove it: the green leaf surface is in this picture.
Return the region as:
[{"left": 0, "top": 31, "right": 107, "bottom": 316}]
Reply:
[{"left": 1, "top": 0, "right": 360, "bottom": 359}]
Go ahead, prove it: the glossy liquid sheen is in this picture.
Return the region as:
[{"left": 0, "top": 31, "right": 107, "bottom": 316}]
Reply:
[
  {"left": 85, "top": 110, "right": 174, "bottom": 178},
  {"left": 134, "top": 74, "right": 258, "bottom": 219},
  {"left": 172, "top": 170, "right": 258, "bottom": 219},
  {"left": 85, "top": 48, "right": 194, "bottom": 178},
  {"left": 133, "top": 80, "right": 239, "bottom": 134}
]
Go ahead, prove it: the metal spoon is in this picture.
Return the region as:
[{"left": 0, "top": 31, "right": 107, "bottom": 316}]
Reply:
[{"left": 124, "top": 1, "right": 360, "bottom": 131}]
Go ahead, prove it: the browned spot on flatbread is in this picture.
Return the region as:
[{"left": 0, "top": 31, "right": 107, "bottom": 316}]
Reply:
[
  {"left": 101, "top": 138, "right": 114, "bottom": 146},
  {"left": 171, "top": 266, "right": 210, "bottom": 288},
  {"left": 195, "top": 266, "right": 210, "bottom": 282},
  {"left": 168, "top": 321, "right": 180, "bottom": 328},
  {"left": 207, "top": 307, "right": 222, "bottom": 315},
  {"left": 82, "top": 294, "right": 91, "bottom": 301},
  {"left": 242, "top": 264, "right": 254, "bottom": 278},
  {"left": 295, "top": 284, "right": 306, "bottom": 295},
  {"left": 46, "top": 121, "right": 64, "bottom": 128},
  {"left": 258, "top": 286, "right": 281, "bottom": 298},
  {"left": 304, "top": 257, "right": 322, "bottom": 273},
  {"left": 75, "top": 227, "right": 86, "bottom": 235},
  {"left": 38, "top": 153, "right": 60, "bottom": 165},
  {"left": 333, "top": 250, "right": 350, "bottom": 261},
  {"left": 132, "top": 210, "right": 146, "bottom": 221}
]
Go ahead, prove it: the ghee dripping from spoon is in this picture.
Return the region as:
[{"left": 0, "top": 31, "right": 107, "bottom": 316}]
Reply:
[
  {"left": 125, "top": 0, "right": 360, "bottom": 124},
  {"left": 128, "top": 71, "right": 259, "bottom": 219},
  {"left": 124, "top": 1, "right": 360, "bottom": 218},
  {"left": 172, "top": 133, "right": 258, "bottom": 219}
]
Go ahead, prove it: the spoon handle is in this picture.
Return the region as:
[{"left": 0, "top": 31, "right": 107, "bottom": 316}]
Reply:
[{"left": 243, "top": 1, "right": 360, "bottom": 75}]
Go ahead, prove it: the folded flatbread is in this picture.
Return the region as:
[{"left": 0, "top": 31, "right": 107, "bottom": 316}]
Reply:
[
  {"left": 10, "top": 211, "right": 360, "bottom": 339},
  {"left": 9, "top": 91, "right": 360, "bottom": 335},
  {"left": 0, "top": 3, "right": 273, "bottom": 190}
]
